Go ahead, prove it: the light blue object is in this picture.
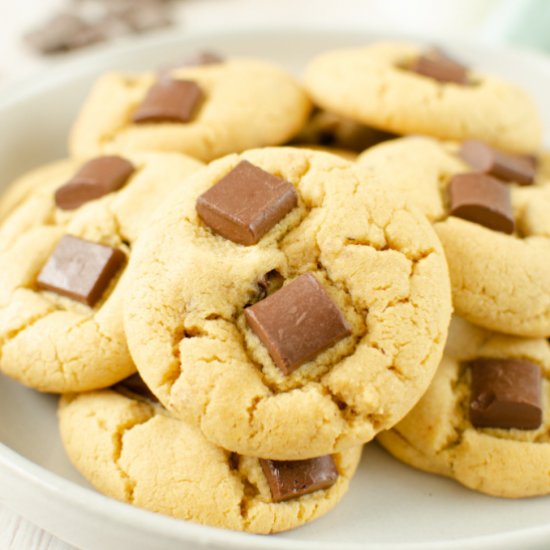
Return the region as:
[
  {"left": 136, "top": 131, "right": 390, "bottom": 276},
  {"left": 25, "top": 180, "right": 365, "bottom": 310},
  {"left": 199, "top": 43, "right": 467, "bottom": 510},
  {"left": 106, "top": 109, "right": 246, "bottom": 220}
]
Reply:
[{"left": 481, "top": 0, "right": 550, "bottom": 51}]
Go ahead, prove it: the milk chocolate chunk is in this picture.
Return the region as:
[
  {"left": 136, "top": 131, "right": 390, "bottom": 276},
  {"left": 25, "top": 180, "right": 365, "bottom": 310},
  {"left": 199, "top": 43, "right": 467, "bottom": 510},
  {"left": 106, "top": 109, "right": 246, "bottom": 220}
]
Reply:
[
  {"left": 37, "top": 235, "right": 125, "bottom": 307},
  {"left": 55, "top": 156, "right": 135, "bottom": 210},
  {"left": 470, "top": 358, "right": 542, "bottom": 430},
  {"left": 244, "top": 273, "right": 351, "bottom": 375},
  {"left": 183, "top": 51, "right": 224, "bottom": 66},
  {"left": 449, "top": 173, "right": 515, "bottom": 234},
  {"left": 133, "top": 78, "right": 203, "bottom": 123},
  {"left": 260, "top": 456, "right": 338, "bottom": 503},
  {"left": 196, "top": 161, "right": 298, "bottom": 246},
  {"left": 459, "top": 140, "right": 535, "bottom": 186},
  {"left": 409, "top": 48, "right": 469, "bottom": 85}
]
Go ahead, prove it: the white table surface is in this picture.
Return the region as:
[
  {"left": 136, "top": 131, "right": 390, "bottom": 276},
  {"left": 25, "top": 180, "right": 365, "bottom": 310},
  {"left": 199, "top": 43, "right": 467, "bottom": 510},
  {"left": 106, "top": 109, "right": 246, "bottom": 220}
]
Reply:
[{"left": 0, "top": 0, "right": 537, "bottom": 548}]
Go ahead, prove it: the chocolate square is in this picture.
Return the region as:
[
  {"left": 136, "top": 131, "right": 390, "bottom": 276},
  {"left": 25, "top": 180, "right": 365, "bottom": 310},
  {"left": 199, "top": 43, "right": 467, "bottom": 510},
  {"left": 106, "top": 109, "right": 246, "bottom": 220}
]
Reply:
[
  {"left": 260, "top": 455, "right": 338, "bottom": 502},
  {"left": 196, "top": 160, "right": 298, "bottom": 246},
  {"left": 133, "top": 78, "right": 203, "bottom": 123},
  {"left": 244, "top": 273, "right": 351, "bottom": 375},
  {"left": 448, "top": 173, "right": 515, "bottom": 234},
  {"left": 37, "top": 235, "right": 125, "bottom": 307},
  {"left": 409, "top": 48, "right": 468, "bottom": 85},
  {"left": 470, "top": 358, "right": 542, "bottom": 430},
  {"left": 458, "top": 140, "right": 535, "bottom": 186},
  {"left": 55, "top": 156, "right": 135, "bottom": 210}
]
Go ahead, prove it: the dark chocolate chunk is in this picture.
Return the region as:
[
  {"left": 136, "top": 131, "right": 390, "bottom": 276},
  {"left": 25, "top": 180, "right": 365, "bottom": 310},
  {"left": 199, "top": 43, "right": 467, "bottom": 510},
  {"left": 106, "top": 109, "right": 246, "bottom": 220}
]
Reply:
[
  {"left": 448, "top": 173, "right": 515, "bottom": 234},
  {"left": 37, "top": 235, "right": 125, "bottom": 307},
  {"left": 55, "top": 156, "right": 135, "bottom": 210},
  {"left": 260, "top": 455, "right": 338, "bottom": 502},
  {"left": 470, "top": 358, "right": 542, "bottom": 430},
  {"left": 409, "top": 48, "right": 469, "bottom": 85},
  {"left": 244, "top": 273, "right": 351, "bottom": 375},
  {"left": 459, "top": 140, "right": 535, "bottom": 186},
  {"left": 133, "top": 78, "right": 203, "bottom": 123},
  {"left": 114, "top": 373, "right": 158, "bottom": 403},
  {"left": 196, "top": 160, "right": 298, "bottom": 246}
]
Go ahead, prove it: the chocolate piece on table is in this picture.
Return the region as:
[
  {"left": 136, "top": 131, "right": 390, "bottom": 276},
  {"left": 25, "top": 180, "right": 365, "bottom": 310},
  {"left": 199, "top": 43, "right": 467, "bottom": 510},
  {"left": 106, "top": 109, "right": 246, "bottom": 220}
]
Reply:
[
  {"left": 260, "top": 455, "right": 338, "bottom": 502},
  {"left": 36, "top": 235, "right": 125, "bottom": 307},
  {"left": 244, "top": 273, "right": 351, "bottom": 375},
  {"left": 459, "top": 140, "right": 535, "bottom": 186},
  {"left": 23, "top": 13, "right": 104, "bottom": 54},
  {"left": 469, "top": 358, "right": 542, "bottom": 430},
  {"left": 409, "top": 48, "right": 469, "bottom": 85},
  {"left": 55, "top": 156, "right": 135, "bottom": 210},
  {"left": 114, "top": 373, "right": 158, "bottom": 403},
  {"left": 196, "top": 160, "right": 298, "bottom": 246},
  {"left": 133, "top": 78, "right": 203, "bottom": 123},
  {"left": 448, "top": 173, "right": 515, "bottom": 234}
]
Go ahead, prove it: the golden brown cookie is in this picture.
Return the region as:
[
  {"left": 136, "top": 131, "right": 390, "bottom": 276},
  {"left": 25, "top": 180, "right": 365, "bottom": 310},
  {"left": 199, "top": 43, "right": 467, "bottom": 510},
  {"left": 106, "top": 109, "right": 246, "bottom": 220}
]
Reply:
[
  {"left": 59, "top": 387, "right": 362, "bottom": 533},
  {"left": 378, "top": 317, "right": 550, "bottom": 498},
  {"left": 70, "top": 59, "right": 312, "bottom": 162},
  {"left": 124, "top": 147, "right": 452, "bottom": 459},
  {"left": 0, "top": 152, "right": 202, "bottom": 392}
]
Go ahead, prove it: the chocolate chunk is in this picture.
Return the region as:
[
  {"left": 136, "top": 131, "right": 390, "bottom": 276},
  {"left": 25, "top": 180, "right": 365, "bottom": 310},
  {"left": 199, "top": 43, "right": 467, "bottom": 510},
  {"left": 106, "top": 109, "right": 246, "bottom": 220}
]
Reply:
[
  {"left": 182, "top": 51, "right": 225, "bottom": 66},
  {"left": 116, "top": 2, "right": 173, "bottom": 33},
  {"left": 133, "top": 78, "right": 203, "bottom": 123},
  {"left": 448, "top": 173, "right": 515, "bottom": 234},
  {"left": 244, "top": 273, "right": 351, "bottom": 375},
  {"left": 470, "top": 358, "right": 542, "bottom": 430},
  {"left": 196, "top": 161, "right": 298, "bottom": 246},
  {"left": 409, "top": 48, "right": 469, "bottom": 85},
  {"left": 257, "top": 270, "right": 285, "bottom": 300},
  {"left": 23, "top": 13, "right": 104, "bottom": 54},
  {"left": 55, "top": 156, "right": 135, "bottom": 210},
  {"left": 114, "top": 373, "right": 158, "bottom": 403},
  {"left": 260, "top": 456, "right": 338, "bottom": 502},
  {"left": 459, "top": 140, "right": 535, "bottom": 186},
  {"left": 37, "top": 235, "right": 125, "bottom": 307}
]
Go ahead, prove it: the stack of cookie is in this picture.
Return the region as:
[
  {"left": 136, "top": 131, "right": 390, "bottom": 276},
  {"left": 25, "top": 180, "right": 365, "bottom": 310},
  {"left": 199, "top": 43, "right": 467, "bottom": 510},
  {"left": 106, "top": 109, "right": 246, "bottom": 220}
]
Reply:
[
  {"left": 0, "top": 41, "right": 546, "bottom": 535},
  {"left": 305, "top": 43, "right": 550, "bottom": 498}
]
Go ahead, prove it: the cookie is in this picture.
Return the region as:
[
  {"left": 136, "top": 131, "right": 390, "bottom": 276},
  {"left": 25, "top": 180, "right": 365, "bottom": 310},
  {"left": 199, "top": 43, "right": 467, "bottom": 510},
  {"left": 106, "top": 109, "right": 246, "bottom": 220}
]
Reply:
[
  {"left": 304, "top": 42, "right": 541, "bottom": 154},
  {"left": 70, "top": 59, "right": 312, "bottom": 162},
  {"left": 58, "top": 384, "right": 362, "bottom": 533},
  {"left": 0, "top": 151, "right": 202, "bottom": 393},
  {"left": 124, "top": 146, "right": 452, "bottom": 459},
  {"left": 377, "top": 316, "right": 550, "bottom": 498},
  {"left": 0, "top": 159, "right": 73, "bottom": 223},
  {"left": 358, "top": 136, "right": 550, "bottom": 337}
]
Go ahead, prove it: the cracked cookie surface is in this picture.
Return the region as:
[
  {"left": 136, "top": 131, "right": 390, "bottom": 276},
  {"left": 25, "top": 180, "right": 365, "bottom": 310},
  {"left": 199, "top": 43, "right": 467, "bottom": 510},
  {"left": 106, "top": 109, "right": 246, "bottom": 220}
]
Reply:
[
  {"left": 377, "top": 316, "right": 550, "bottom": 498},
  {"left": 0, "top": 159, "right": 72, "bottom": 223},
  {"left": 358, "top": 136, "right": 550, "bottom": 337},
  {"left": 69, "top": 59, "right": 312, "bottom": 162},
  {"left": 58, "top": 389, "right": 362, "bottom": 533},
  {"left": 304, "top": 42, "right": 541, "bottom": 154},
  {"left": 124, "top": 147, "right": 451, "bottom": 459},
  {"left": 0, "top": 152, "right": 202, "bottom": 392}
]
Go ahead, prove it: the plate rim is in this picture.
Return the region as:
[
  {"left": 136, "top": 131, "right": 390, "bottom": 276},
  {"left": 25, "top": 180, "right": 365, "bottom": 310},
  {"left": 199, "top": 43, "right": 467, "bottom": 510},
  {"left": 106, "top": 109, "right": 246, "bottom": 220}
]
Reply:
[{"left": 1, "top": 24, "right": 550, "bottom": 550}]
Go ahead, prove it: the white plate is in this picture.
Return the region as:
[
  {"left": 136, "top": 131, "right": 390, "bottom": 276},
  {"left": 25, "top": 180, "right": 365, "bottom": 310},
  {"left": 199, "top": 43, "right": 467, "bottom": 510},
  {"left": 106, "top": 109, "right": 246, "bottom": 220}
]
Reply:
[{"left": 1, "top": 27, "right": 550, "bottom": 550}]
